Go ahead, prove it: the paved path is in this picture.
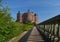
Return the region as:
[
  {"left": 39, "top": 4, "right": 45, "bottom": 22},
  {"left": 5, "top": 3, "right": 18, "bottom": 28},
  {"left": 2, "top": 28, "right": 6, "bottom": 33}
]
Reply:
[
  {"left": 27, "top": 27, "right": 44, "bottom": 42},
  {"left": 8, "top": 27, "right": 45, "bottom": 42}
]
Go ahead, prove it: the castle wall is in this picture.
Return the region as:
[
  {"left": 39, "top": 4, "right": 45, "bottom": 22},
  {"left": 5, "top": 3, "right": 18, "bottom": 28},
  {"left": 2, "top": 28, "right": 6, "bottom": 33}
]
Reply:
[
  {"left": 19, "top": 14, "right": 23, "bottom": 22},
  {"left": 31, "top": 13, "right": 35, "bottom": 22},
  {"left": 16, "top": 10, "right": 38, "bottom": 24}
]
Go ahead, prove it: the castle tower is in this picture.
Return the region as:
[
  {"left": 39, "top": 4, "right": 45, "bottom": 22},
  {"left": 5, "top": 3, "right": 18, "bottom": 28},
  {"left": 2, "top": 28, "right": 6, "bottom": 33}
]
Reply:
[
  {"left": 27, "top": 9, "right": 31, "bottom": 21},
  {"left": 34, "top": 13, "right": 38, "bottom": 24},
  {"left": 31, "top": 14, "right": 35, "bottom": 23},
  {"left": 16, "top": 11, "right": 23, "bottom": 22},
  {"left": 27, "top": 9, "right": 34, "bottom": 22}
]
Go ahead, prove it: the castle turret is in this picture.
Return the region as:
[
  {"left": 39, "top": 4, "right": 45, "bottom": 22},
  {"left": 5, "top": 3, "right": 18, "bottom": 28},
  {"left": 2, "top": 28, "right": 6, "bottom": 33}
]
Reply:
[
  {"left": 34, "top": 13, "right": 38, "bottom": 24},
  {"left": 17, "top": 11, "right": 20, "bottom": 20},
  {"left": 27, "top": 9, "right": 34, "bottom": 21},
  {"left": 16, "top": 11, "right": 23, "bottom": 22}
]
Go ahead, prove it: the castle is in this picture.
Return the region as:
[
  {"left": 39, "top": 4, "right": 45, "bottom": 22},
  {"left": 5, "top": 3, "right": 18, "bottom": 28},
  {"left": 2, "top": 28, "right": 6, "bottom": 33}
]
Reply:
[{"left": 16, "top": 10, "right": 38, "bottom": 24}]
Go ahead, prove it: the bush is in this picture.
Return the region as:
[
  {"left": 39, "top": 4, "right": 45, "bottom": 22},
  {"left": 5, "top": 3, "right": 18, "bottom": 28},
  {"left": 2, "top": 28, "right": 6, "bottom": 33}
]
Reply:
[{"left": 0, "top": 0, "right": 34, "bottom": 42}]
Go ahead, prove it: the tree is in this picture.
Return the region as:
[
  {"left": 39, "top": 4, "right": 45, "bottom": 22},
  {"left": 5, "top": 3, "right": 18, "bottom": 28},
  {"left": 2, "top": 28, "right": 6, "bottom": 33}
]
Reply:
[{"left": 0, "top": 0, "right": 34, "bottom": 42}]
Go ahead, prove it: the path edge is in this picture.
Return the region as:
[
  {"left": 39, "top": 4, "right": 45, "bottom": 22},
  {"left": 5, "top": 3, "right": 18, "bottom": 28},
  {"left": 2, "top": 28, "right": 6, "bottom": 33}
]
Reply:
[{"left": 7, "top": 31, "right": 28, "bottom": 42}]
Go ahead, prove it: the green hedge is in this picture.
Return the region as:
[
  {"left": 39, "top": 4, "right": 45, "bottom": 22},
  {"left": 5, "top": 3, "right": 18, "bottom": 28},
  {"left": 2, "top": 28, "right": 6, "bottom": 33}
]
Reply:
[
  {"left": 0, "top": 13, "right": 34, "bottom": 42},
  {"left": 0, "top": 0, "right": 34, "bottom": 41}
]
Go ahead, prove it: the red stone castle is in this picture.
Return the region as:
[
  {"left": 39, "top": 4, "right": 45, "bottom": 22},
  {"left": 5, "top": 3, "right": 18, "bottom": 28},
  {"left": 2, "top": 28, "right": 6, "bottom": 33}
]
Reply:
[{"left": 16, "top": 10, "right": 38, "bottom": 24}]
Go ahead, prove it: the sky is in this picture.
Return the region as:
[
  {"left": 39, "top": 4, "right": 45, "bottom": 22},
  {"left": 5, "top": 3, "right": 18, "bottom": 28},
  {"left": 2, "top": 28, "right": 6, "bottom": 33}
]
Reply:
[{"left": 3, "top": 0, "right": 60, "bottom": 23}]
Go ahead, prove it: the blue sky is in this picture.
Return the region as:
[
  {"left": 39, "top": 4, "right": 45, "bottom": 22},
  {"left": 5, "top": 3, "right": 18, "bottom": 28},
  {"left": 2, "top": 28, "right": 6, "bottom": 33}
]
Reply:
[{"left": 3, "top": 0, "right": 60, "bottom": 23}]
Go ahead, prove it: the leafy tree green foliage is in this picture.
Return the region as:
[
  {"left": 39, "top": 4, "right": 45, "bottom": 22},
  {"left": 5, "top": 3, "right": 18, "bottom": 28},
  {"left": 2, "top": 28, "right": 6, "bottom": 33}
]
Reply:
[
  {"left": 23, "top": 20, "right": 34, "bottom": 31},
  {"left": 0, "top": 0, "right": 34, "bottom": 42}
]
